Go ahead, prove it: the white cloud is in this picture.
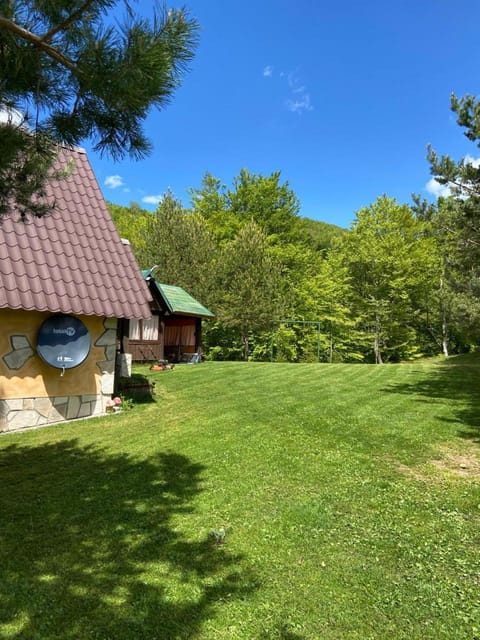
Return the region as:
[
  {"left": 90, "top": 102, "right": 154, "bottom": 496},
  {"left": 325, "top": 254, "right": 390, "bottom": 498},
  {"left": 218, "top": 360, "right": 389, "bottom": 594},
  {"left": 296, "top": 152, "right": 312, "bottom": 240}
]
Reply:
[
  {"left": 426, "top": 178, "right": 451, "bottom": 198},
  {"left": 142, "top": 194, "right": 163, "bottom": 205},
  {"left": 285, "top": 71, "right": 313, "bottom": 114},
  {"left": 292, "top": 84, "right": 306, "bottom": 94},
  {"left": 463, "top": 154, "right": 480, "bottom": 168},
  {"left": 262, "top": 66, "right": 314, "bottom": 114},
  {"left": 104, "top": 174, "right": 124, "bottom": 189},
  {"left": 287, "top": 72, "right": 299, "bottom": 89},
  {"left": 286, "top": 92, "right": 313, "bottom": 114}
]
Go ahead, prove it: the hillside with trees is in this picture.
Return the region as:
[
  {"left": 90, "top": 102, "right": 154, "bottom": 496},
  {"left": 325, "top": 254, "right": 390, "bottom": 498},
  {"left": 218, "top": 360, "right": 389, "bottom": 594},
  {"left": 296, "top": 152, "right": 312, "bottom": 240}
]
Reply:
[{"left": 109, "top": 93, "right": 480, "bottom": 363}]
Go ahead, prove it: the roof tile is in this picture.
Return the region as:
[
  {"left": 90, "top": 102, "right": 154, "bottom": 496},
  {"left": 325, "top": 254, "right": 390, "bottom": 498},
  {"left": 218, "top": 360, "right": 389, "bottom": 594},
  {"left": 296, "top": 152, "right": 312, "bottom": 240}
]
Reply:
[{"left": 0, "top": 146, "right": 151, "bottom": 319}]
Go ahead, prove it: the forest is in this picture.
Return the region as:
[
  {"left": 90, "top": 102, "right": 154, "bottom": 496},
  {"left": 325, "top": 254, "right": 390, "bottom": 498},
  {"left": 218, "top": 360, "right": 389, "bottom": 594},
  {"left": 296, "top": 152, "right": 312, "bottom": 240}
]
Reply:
[{"left": 109, "top": 95, "right": 480, "bottom": 364}]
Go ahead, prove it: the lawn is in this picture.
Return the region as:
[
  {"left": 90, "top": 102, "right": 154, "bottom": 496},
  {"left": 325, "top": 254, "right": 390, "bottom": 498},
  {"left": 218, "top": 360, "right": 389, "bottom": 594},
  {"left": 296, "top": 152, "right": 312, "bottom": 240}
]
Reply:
[{"left": 0, "top": 359, "right": 479, "bottom": 639}]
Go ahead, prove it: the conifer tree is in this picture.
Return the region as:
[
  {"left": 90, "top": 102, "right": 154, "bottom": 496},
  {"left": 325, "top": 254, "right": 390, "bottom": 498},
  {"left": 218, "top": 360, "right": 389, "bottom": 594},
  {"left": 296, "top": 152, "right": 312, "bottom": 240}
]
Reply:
[
  {"left": 140, "top": 190, "right": 218, "bottom": 305},
  {"left": 427, "top": 92, "right": 480, "bottom": 337},
  {"left": 216, "top": 221, "right": 286, "bottom": 360},
  {"left": 0, "top": 0, "right": 199, "bottom": 216},
  {"left": 427, "top": 92, "right": 480, "bottom": 269}
]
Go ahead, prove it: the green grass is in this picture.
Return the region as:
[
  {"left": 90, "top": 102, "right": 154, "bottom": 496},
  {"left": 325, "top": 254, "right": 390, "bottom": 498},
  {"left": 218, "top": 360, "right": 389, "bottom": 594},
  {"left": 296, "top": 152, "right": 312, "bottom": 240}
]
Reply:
[{"left": 0, "top": 361, "right": 479, "bottom": 639}]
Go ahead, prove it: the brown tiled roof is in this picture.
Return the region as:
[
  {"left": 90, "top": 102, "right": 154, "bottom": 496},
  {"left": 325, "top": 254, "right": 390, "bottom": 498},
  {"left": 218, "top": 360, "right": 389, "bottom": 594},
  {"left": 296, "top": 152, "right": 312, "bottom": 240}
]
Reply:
[{"left": 0, "top": 146, "right": 152, "bottom": 319}]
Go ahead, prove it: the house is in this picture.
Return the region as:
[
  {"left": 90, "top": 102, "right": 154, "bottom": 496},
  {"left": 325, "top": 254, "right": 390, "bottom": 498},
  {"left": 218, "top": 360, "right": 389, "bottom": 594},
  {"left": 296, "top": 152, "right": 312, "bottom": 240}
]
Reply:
[
  {"left": 0, "top": 145, "right": 152, "bottom": 432},
  {"left": 119, "top": 269, "right": 214, "bottom": 364}
]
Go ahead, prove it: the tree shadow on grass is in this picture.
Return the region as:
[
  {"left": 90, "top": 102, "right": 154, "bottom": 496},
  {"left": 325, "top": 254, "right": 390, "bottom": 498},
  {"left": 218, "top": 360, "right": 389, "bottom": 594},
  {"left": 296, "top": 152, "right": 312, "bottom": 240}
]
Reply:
[
  {"left": 383, "top": 363, "right": 480, "bottom": 443},
  {"left": 259, "top": 624, "right": 306, "bottom": 639},
  {"left": 0, "top": 441, "right": 255, "bottom": 639}
]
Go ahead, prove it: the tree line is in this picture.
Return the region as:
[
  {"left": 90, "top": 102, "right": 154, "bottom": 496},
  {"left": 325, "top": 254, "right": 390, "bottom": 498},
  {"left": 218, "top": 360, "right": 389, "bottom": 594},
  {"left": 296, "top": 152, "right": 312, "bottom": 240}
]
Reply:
[{"left": 109, "top": 95, "right": 480, "bottom": 364}]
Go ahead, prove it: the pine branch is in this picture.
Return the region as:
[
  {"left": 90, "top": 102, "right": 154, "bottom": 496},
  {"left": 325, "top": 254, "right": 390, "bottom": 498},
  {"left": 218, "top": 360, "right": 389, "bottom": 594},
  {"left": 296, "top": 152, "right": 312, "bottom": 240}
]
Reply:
[
  {"left": 0, "top": 15, "right": 76, "bottom": 72},
  {"left": 41, "top": 0, "right": 98, "bottom": 43}
]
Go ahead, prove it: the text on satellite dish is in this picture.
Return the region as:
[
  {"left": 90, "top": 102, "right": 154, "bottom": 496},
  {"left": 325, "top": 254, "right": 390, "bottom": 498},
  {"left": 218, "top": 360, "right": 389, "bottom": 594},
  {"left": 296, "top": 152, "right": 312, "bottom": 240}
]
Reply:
[{"left": 53, "top": 327, "right": 76, "bottom": 336}]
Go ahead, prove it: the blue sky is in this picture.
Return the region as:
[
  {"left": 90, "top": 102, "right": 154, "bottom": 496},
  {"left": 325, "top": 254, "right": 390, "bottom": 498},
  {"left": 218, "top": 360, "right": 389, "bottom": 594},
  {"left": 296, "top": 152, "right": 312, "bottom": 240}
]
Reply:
[{"left": 88, "top": 0, "right": 480, "bottom": 229}]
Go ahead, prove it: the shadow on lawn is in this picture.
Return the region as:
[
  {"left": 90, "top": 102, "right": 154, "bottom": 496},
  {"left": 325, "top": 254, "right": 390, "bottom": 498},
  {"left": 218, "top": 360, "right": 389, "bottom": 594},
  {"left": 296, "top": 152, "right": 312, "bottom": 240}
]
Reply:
[
  {"left": 384, "top": 362, "right": 480, "bottom": 443},
  {"left": 0, "top": 441, "right": 255, "bottom": 639},
  {"left": 260, "top": 624, "right": 306, "bottom": 639}
]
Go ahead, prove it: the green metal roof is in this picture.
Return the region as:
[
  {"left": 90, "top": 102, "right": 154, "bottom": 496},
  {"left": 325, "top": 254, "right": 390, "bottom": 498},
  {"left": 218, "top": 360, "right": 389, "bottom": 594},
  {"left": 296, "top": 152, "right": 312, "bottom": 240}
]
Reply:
[{"left": 142, "top": 270, "right": 214, "bottom": 318}]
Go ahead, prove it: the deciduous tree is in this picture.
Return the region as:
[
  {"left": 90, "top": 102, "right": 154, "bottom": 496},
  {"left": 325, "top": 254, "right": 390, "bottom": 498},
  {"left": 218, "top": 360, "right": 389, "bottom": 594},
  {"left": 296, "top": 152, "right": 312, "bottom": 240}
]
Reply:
[
  {"left": 227, "top": 169, "right": 300, "bottom": 240},
  {"left": 342, "top": 196, "right": 437, "bottom": 363},
  {"left": 108, "top": 201, "right": 151, "bottom": 257}
]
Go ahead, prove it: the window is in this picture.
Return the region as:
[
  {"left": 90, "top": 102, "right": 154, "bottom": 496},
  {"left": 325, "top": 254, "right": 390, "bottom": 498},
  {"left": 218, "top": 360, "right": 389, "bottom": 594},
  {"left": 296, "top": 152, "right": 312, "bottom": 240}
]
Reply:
[
  {"left": 143, "top": 316, "right": 159, "bottom": 341},
  {"left": 129, "top": 319, "right": 141, "bottom": 340},
  {"left": 129, "top": 316, "right": 159, "bottom": 341}
]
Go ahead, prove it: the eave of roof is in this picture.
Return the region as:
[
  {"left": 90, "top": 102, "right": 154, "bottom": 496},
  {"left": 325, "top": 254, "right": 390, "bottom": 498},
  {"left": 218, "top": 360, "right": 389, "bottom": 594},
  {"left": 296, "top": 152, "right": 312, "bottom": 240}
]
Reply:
[{"left": 0, "top": 146, "right": 152, "bottom": 319}]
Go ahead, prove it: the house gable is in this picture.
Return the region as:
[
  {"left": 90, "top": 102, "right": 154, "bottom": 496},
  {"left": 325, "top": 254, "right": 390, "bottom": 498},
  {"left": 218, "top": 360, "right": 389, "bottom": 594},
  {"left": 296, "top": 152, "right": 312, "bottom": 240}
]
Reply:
[
  {"left": 0, "top": 146, "right": 152, "bottom": 319},
  {"left": 0, "top": 145, "right": 152, "bottom": 433}
]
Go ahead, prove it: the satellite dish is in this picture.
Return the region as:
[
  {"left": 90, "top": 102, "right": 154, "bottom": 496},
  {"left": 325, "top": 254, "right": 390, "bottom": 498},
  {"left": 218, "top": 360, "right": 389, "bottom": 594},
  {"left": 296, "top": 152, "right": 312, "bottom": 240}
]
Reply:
[{"left": 37, "top": 315, "right": 91, "bottom": 370}]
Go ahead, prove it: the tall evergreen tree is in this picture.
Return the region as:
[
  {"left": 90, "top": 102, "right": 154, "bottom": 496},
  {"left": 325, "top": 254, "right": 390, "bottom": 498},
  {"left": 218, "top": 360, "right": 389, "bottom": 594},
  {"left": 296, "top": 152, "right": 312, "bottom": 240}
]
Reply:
[
  {"left": 425, "top": 91, "right": 480, "bottom": 343},
  {"left": 427, "top": 92, "right": 480, "bottom": 273},
  {"left": 216, "top": 221, "right": 286, "bottom": 360},
  {"left": 140, "top": 190, "right": 218, "bottom": 305},
  {"left": 413, "top": 195, "right": 480, "bottom": 350}
]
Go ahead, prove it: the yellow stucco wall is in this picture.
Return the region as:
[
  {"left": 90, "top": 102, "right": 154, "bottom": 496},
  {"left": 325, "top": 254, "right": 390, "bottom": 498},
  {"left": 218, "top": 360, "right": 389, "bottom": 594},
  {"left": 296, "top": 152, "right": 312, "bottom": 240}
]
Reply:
[{"left": 0, "top": 309, "right": 109, "bottom": 400}]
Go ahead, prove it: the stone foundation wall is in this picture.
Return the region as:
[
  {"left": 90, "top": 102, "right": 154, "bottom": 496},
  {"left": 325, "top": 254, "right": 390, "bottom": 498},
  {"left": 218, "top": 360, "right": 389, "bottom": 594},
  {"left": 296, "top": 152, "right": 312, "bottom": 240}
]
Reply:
[{"left": 0, "top": 394, "right": 106, "bottom": 432}]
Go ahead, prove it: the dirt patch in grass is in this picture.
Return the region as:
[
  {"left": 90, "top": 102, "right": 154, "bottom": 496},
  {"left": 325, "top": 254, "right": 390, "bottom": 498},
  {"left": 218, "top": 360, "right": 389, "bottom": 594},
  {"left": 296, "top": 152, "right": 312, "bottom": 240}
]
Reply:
[
  {"left": 431, "top": 447, "right": 480, "bottom": 479},
  {"left": 393, "top": 444, "right": 480, "bottom": 481}
]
